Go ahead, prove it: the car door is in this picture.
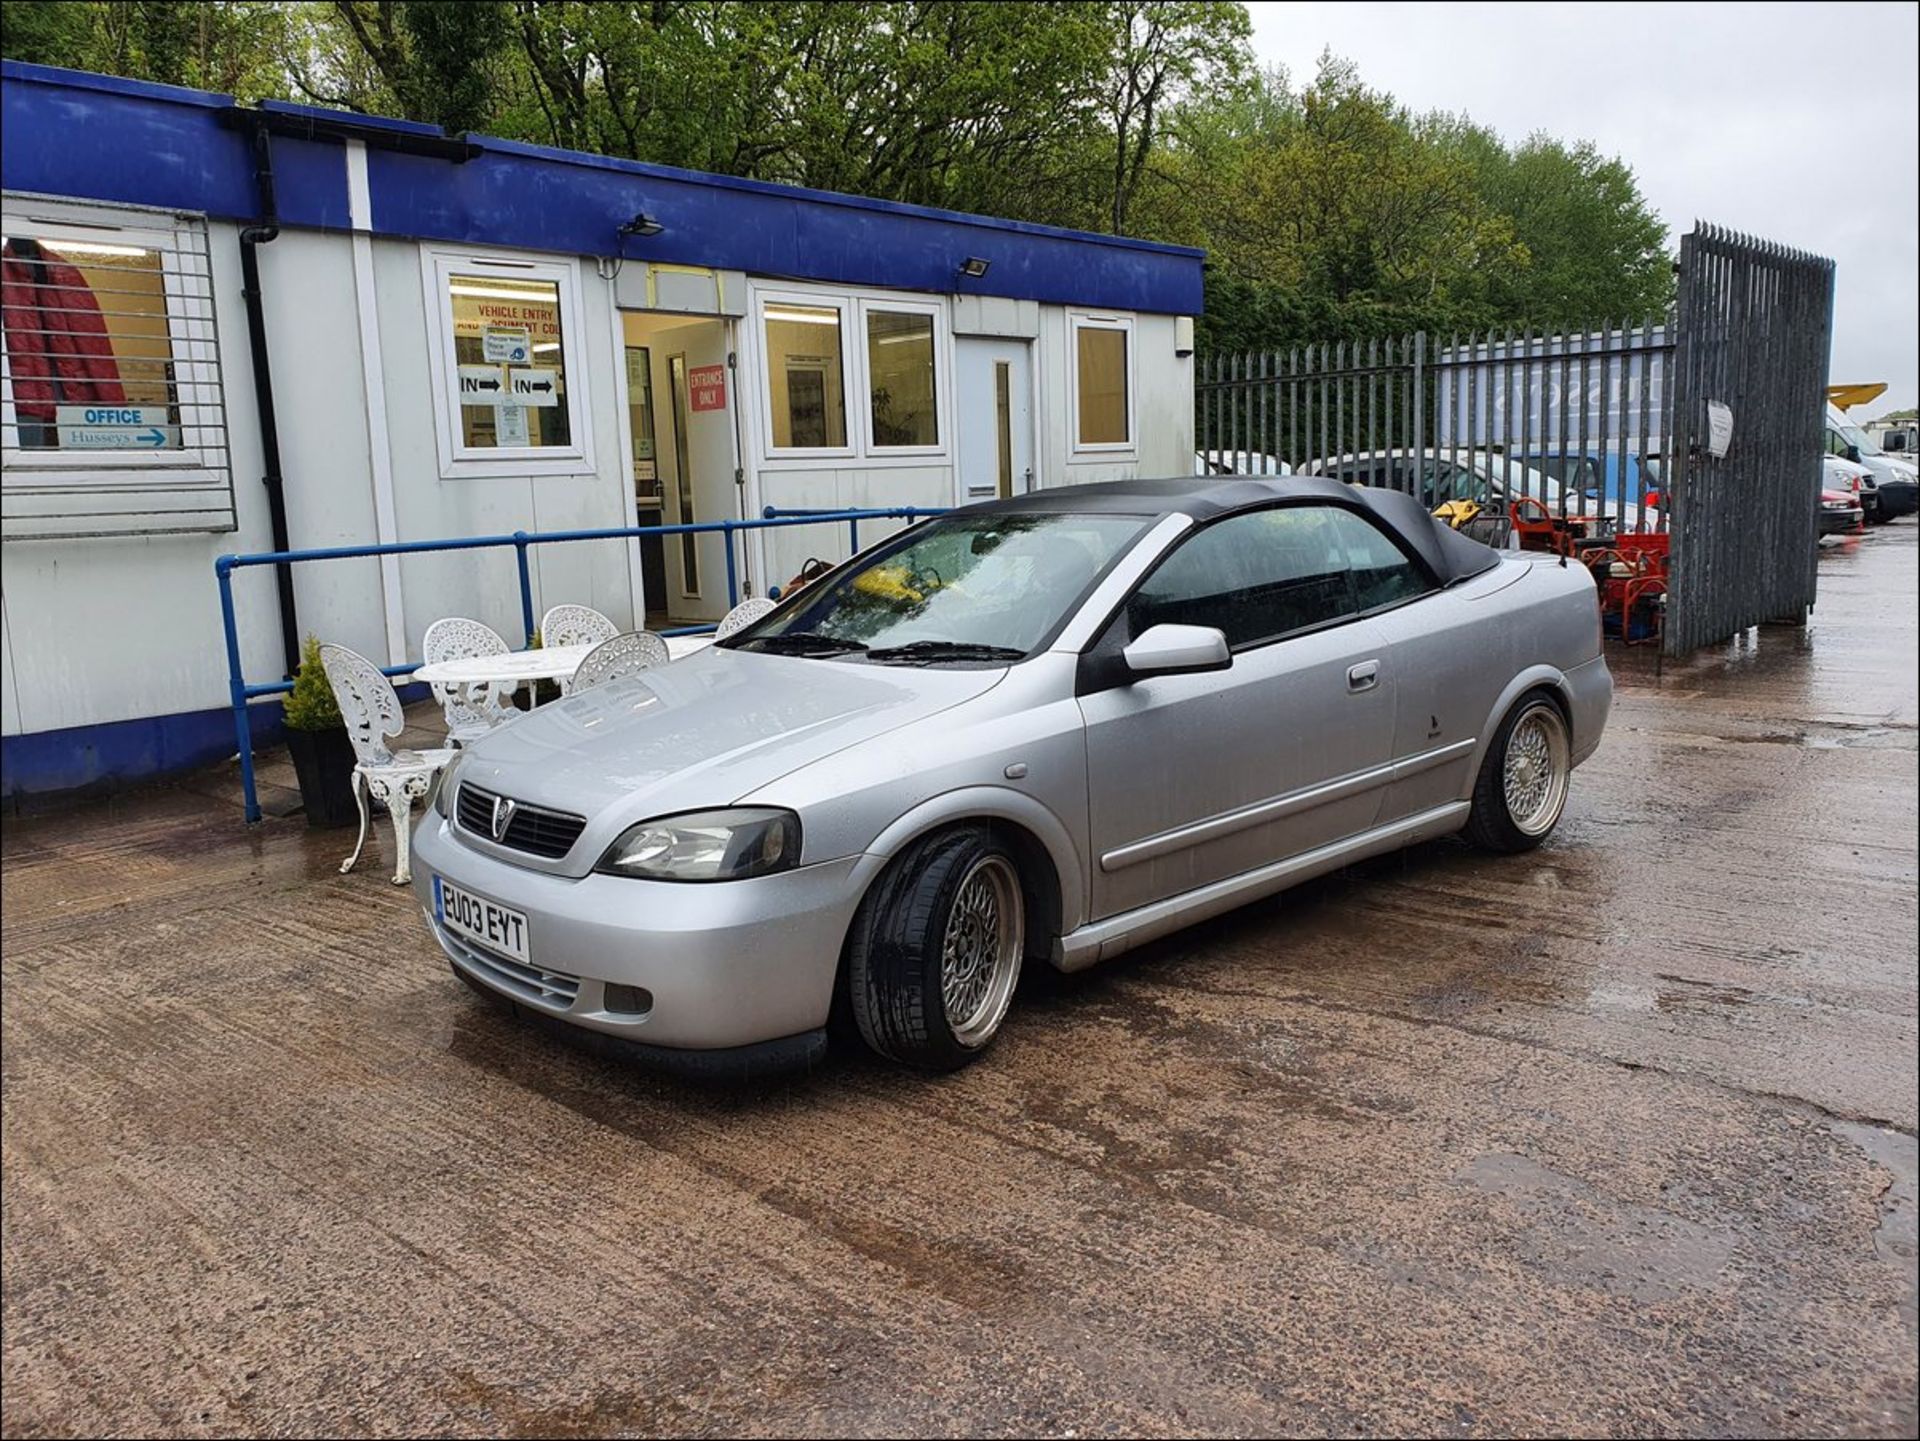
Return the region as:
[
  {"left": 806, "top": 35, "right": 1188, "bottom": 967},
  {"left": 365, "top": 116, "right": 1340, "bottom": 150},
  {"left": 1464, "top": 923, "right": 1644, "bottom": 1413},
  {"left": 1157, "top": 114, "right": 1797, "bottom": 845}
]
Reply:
[{"left": 1076, "top": 504, "right": 1405, "bottom": 922}]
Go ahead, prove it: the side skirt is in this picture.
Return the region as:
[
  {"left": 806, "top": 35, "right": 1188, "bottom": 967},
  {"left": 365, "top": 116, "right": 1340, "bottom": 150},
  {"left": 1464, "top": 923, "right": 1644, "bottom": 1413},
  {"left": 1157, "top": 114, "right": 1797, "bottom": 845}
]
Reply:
[{"left": 1051, "top": 800, "right": 1471, "bottom": 973}]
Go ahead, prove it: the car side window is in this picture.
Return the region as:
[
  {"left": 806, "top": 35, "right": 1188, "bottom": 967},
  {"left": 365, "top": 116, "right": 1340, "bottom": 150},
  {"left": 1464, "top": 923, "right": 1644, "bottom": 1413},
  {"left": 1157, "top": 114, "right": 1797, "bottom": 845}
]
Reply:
[
  {"left": 1419, "top": 460, "right": 1490, "bottom": 508},
  {"left": 1126, "top": 505, "right": 1432, "bottom": 649}
]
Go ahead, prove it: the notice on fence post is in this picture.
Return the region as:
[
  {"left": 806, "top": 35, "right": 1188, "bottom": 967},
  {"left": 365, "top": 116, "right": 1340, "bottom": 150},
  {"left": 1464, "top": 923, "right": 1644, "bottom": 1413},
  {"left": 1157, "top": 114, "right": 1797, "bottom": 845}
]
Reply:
[{"left": 1707, "top": 401, "right": 1733, "bottom": 459}]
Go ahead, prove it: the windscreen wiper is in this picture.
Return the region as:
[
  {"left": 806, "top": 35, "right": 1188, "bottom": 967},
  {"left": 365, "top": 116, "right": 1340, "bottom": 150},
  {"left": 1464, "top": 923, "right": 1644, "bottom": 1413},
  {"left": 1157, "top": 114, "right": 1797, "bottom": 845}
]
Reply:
[
  {"left": 865, "top": 640, "right": 1026, "bottom": 664},
  {"left": 733, "top": 631, "right": 867, "bottom": 656}
]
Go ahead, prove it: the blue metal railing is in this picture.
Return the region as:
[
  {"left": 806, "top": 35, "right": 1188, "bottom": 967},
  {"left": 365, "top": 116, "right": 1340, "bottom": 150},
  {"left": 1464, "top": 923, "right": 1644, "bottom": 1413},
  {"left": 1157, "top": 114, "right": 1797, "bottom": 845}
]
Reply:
[
  {"left": 216, "top": 507, "right": 939, "bottom": 823},
  {"left": 760, "top": 503, "right": 946, "bottom": 555}
]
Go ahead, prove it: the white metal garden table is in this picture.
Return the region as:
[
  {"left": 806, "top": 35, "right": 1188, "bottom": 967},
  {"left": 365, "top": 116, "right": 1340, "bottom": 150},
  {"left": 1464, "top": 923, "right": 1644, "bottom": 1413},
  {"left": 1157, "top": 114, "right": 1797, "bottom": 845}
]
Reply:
[{"left": 411, "top": 634, "right": 712, "bottom": 709}]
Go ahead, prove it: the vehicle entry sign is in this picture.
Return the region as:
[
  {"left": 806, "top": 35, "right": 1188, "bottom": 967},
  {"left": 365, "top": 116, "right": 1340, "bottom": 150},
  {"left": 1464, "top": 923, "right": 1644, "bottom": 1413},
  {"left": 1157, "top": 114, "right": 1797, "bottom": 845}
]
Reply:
[
  {"left": 508, "top": 368, "right": 559, "bottom": 405},
  {"left": 458, "top": 365, "right": 506, "bottom": 401}
]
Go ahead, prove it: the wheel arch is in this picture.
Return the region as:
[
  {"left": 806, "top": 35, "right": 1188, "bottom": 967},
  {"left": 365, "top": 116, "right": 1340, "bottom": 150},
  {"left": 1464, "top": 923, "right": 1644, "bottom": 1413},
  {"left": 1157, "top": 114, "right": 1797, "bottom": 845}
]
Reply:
[
  {"left": 848, "top": 787, "right": 1083, "bottom": 957},
  {"left": 1464, "top": 666, "right": 1575, "bottom": 794}
]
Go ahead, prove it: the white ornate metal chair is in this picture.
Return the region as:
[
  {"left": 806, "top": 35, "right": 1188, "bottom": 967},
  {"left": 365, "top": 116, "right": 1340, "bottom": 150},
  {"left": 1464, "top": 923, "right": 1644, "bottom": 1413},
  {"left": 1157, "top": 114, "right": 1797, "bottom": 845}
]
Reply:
[
  {"left": 539, "top": 603, "right": 617, "bottom": 649},
  {"left": 715, "top": 596, "right": 776, "bottom": 639},
  {"left": 570, "top": 631, "right": 672, "bottom": 692},
  {"left": 319, "top": 643, "right": 457, "bottom": 886},
  {"left": 421, "top": 616, "right": 514, "bottom": 744}
]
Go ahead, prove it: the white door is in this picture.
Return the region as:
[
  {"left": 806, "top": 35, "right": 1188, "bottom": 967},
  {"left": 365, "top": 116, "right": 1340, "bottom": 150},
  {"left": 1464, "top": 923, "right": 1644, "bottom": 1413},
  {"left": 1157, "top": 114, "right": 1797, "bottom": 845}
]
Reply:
[{"left": 956, "top": 338, "right": 1034, "bottom": 502}]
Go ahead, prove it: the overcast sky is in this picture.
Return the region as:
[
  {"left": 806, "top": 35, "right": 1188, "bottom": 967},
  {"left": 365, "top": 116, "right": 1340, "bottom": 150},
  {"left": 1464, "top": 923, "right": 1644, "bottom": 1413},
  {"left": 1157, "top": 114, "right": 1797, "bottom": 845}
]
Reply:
[{"left": 1248, "top": 1, "right": 1920, "bottom": 417}]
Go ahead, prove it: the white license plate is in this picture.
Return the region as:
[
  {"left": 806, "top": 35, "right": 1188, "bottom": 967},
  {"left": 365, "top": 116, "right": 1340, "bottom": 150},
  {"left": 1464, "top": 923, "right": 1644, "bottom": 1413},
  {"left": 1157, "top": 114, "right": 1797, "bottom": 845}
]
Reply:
[{"left": 434, "top": 876, "right": 530, "bottom": 964}]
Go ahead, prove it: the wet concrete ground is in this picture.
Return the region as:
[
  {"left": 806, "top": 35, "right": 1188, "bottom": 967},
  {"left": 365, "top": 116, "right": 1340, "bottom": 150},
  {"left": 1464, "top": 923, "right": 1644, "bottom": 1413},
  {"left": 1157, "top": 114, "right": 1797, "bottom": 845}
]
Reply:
[{"left": 3, "top": 525, "right": 1916, "bottom": 1438}]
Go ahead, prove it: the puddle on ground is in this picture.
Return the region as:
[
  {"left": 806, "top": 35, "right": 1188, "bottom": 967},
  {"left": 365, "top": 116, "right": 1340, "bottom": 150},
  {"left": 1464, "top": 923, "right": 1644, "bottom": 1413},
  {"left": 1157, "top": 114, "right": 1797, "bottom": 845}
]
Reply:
[
  {"left": 1831, "top": 1121, "right": 1920, "bottom": 1342},
  {"left": 1455, "top": 1151, "right": 1738, "bottom": 1303}
]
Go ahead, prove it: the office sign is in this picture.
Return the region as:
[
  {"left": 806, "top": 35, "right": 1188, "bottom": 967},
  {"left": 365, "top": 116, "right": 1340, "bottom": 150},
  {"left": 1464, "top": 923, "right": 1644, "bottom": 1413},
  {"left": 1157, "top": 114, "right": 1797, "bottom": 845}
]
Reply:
[{"left": 55, "top": 404, "right": 179, "bottom": 450}]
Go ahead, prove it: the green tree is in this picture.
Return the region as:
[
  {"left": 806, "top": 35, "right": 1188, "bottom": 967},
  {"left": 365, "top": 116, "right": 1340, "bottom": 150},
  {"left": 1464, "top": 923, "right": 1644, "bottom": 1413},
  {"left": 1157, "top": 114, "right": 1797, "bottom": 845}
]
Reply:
[
  {"left": 1446, "top": 125, "right": 1673, "bottom": 326},
  {"left": 323, "top": 1, "right": 511, "bottom": 133},
  {"left": 2, "top": 1, "right": 294, "bottom": 95},
  {"left": 1100, "top": 0, "right": 1250, "bottom": 234}
]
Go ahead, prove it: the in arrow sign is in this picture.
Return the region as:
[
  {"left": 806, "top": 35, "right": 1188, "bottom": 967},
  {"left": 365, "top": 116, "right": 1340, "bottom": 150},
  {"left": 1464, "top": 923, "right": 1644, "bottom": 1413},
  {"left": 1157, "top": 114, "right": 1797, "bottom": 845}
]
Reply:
[{"left": 139, "top": 427, "right": 167, "bottom": 446}]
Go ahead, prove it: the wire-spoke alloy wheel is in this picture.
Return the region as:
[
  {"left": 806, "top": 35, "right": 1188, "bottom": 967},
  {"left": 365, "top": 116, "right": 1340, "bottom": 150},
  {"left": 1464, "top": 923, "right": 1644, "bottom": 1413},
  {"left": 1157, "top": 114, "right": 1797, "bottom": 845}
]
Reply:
[
  {"left": 1465, "top": 692, "right": 1574, "bottom": 853},
  {"left": 1501, "top": 702, "right": 1570, "bottom": 837},
  {"left": 845, "top": 827, "right": 1028, "bottom": 1069},
  {"left": 940, "top": 855, "right": 1024, "bottom": 1049}
]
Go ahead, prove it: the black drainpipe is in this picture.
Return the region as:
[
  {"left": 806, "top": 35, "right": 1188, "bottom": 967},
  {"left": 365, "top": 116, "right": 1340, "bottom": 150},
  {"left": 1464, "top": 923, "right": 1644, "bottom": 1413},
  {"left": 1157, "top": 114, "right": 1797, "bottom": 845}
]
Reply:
[{"left": 231, "top": 114, "right": 301, "bottom": 679}]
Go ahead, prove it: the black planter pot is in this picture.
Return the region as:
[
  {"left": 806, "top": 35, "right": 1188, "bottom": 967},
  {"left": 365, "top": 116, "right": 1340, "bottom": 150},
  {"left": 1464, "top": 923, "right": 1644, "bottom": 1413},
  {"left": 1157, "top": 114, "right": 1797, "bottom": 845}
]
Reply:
[{"left": 285, "top": 725, "right": 360, "bottom": 829}]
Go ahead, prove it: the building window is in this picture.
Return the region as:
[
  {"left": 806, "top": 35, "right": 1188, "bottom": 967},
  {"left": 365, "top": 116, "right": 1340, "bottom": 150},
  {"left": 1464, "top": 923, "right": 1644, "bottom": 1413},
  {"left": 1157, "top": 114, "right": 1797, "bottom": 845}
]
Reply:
[
  {"left": 2, "top": 199, "right": 234, "bottom": 539},
  {"left": 866, "top": 308, "right": 938, "bottom": 448},
  {"left": 763, "top": 300, "right": 848, "bottom": 451},
  {"left": 423, "top": 249, "right": 592, "bottom": 477},
  {"left": 1072, "top": 313, "right": 1133, "bottom": 450}
]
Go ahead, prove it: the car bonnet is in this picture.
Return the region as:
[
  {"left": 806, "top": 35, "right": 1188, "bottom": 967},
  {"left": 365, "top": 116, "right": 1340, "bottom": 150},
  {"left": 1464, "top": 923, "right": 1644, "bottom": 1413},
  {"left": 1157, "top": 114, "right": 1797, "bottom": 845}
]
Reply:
[{"left": 449, "top": 645, "right": 1006, "bottom": 824}]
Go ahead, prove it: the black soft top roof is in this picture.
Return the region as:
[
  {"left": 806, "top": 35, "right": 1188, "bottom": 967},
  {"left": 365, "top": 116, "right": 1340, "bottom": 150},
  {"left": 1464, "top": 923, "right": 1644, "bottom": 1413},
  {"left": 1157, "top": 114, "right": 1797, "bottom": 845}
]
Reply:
[{"left": 972, "top": 474, "right": 1503, "bottom": 585}]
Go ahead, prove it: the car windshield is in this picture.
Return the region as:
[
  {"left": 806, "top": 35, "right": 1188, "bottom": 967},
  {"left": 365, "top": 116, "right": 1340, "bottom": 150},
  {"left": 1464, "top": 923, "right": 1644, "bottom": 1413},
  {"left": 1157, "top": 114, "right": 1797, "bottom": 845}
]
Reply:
[
  {"left": 1521, "top": 455, "right": 1599, "bottom": 494},
  {"left": 730, "top": 511, "right": 1150, "bottom": 662},
  {"left": 1838, "top": 419, "right": 1882, "bottom": 456}
]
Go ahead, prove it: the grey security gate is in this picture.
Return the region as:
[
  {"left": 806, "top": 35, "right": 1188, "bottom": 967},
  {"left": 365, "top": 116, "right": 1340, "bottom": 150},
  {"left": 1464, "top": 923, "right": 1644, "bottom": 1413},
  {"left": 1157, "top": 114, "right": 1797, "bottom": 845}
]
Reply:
[
  {"left": 1194, "top": 222, "right": 1835, "bottom": 656},
  {"left": 1663, "top": 225, "right": 1836, "bottom": 653}
]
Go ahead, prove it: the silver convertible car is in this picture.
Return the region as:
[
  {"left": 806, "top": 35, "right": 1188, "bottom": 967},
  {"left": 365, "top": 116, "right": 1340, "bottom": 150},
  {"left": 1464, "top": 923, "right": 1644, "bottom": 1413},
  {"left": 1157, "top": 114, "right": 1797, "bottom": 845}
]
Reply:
[{"left": 413, "top": 476, "right": 1611, "bottom": 1075}]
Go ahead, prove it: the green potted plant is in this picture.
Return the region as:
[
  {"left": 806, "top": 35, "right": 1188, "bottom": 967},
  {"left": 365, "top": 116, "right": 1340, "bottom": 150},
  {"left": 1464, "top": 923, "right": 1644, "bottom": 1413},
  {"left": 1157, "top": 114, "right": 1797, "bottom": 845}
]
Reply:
[{"left": 282, "top": 634, "right": 359, "bottom": 828}]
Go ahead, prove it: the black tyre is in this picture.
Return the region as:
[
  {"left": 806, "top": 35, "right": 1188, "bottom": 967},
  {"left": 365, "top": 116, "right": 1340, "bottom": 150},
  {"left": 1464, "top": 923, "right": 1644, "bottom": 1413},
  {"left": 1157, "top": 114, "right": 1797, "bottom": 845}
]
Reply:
[
  {"left": 1463, "top": 692, "right": 1572, "bottom": 853},
  {"left": 846, "top": 826, "right": 1025, "bottom": 1071}
]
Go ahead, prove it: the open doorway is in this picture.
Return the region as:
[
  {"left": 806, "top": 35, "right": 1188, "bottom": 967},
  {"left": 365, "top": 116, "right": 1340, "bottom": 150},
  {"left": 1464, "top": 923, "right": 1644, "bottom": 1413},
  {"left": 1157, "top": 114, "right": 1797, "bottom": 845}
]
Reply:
[{"left": 620, "top": 310, "right": 737, "bottom": 624}]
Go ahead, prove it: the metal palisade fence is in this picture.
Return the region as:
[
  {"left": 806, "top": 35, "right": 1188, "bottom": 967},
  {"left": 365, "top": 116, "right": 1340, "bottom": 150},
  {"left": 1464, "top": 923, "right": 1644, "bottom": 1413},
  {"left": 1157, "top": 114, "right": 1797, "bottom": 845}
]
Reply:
[
  {"left": 1663, "top": 224, "right": 1835, "bottom": 654},
  {"left": 1195, "top": 223, "right": 1835, "bottom": 656}
]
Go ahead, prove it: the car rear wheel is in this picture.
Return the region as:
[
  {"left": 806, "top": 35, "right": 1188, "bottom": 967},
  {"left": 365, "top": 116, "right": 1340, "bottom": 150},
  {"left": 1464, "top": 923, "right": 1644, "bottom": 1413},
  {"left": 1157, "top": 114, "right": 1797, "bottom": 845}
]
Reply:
[
  {"left": 1464, "top": 693, "right": 1571, "bottom": 853},
  {"left": 846, "top": 826, "right": 1025, "bottom": 1070}
]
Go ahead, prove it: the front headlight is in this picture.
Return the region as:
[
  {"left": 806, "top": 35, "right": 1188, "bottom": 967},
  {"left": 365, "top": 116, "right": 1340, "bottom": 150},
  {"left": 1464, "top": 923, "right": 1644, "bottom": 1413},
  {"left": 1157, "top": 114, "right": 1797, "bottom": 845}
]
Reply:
[
  {"left": 433, "top": 750, "right": 465, "bottom": 817},
  {"left": 595, "top": 808, "right": 801, "bottom": 882},
  {"left": 1821, "top": 499, "right": 1852, "bottom": 511}
]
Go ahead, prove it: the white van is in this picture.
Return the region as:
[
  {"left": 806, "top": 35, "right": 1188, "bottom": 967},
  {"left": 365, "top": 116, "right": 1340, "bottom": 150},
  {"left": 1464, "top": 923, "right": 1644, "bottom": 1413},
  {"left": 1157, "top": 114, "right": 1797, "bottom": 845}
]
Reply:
[{"left": 1825, "top": 404, "right": 1918, "bottom": 521}]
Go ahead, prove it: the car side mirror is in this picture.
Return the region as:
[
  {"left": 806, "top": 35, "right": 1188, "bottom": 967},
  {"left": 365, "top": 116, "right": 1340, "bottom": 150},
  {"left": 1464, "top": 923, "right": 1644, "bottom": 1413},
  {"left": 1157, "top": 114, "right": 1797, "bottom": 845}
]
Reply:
[
  {"left": 1845, "top": 444, "right": 1861, "bottom": 463},
  {"left": 1122, "top": 623, "right": 1231, "bottom": 678}
]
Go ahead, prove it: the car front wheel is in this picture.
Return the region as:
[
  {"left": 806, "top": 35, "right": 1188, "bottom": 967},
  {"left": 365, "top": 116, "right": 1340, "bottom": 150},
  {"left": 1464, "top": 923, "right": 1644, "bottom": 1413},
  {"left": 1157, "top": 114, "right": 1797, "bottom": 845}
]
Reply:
[
  {"left": 1464, "top": 693, "right": 1572, "bottom": 853},
  {"left": 846, "top": 826, "right": 1025, "bottom": 1070}
]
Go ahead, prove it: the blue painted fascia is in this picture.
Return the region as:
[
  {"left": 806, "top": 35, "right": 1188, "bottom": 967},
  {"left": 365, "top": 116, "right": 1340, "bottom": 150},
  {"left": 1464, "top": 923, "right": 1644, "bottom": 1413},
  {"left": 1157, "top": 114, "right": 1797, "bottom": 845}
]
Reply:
[
  {"left": 1, "top": 702, "right": 284, "bottom": 800},
  {"left": 0, "top": 680, "right": 436, "bottom": 801},
  {"left": 2, "top": 61, "right": 351, "bottom": 230},
  {"left": 3, "top": 59, "right": 1203, "bottom": 313}
]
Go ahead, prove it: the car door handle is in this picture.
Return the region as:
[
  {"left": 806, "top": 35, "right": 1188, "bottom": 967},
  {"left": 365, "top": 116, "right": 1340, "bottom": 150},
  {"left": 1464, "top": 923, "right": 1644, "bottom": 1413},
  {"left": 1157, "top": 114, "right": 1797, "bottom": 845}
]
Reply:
[{"left": 1347, "top": 660, "right": 1380, "bottom": 693}]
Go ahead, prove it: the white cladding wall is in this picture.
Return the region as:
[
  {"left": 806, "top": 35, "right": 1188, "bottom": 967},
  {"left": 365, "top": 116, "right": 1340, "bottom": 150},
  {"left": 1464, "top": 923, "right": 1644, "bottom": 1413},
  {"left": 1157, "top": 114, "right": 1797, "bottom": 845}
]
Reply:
[
  {"left": 2, "top": 220, "right": 277, "bottom": 737},
  {"left": 751, "top": 302, "right": 1194, "bottom": 595},
  {"left": 370, "top": 237, "right": 637, "bottom": 654},
  {"left": 2, "top": 220, "right": 1194, "bottom": 743}
]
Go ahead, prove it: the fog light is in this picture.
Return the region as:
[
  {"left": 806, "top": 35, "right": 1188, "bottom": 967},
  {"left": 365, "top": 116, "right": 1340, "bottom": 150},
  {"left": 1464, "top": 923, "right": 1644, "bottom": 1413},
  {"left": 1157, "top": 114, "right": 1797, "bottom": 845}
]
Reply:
[{"left": 603, "top": 983, "right": 653, "bottom": 1015}]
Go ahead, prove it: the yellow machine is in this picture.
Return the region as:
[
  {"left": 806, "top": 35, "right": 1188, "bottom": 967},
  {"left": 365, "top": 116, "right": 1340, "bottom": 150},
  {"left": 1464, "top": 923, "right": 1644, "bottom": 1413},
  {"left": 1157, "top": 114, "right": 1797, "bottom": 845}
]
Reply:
[
  {"left": 1432, "top": 499, "right": 1481, "bottom": 530},
  {"left": 1828, "top": 383, "right": 1888, "bottom": 412}
]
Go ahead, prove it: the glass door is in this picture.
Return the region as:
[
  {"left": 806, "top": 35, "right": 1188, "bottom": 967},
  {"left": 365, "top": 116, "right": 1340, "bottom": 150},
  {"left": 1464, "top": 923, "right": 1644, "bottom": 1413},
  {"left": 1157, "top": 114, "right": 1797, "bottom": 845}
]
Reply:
[{"left": 668, "top": 354, "right": 698, "bottom": 596}]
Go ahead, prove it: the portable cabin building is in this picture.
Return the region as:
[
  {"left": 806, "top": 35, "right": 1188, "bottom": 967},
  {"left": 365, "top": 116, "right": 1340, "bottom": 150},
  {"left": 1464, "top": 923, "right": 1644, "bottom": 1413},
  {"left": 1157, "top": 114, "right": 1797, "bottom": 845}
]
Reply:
[{"left": 0, "top": 62, "right": 1202, "bottom": 801}]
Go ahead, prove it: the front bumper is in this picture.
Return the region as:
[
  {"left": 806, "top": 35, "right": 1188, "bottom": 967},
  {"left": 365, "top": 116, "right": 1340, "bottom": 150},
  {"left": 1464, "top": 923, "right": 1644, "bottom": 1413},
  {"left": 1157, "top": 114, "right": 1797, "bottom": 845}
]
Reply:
[
  {"left": 1819, "top": 506, "right": 1864, "bottom": 536},
  {"left": 1875, "top": 480, "right": 1918, "bottom": 519},
  {"left": 411, "top": 814, "right": 865, "bottom": 1053}
]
